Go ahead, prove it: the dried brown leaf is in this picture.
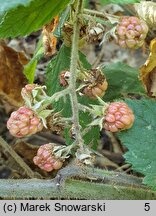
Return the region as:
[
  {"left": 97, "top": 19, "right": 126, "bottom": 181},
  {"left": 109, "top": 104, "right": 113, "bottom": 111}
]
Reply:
[
  {"left": 0, "top": 40, "right": 28, "bottom": 107},
  {"left": 0, "top": 137, "right": 37, "bottom": 178},
  {"left": 140, "top": 38, "right": 156, "bottom": 97},
  {"left": 13, "top": 141, "right": 39, "bottom": 164},
  {"left": 134, "top": 2, "right": 156, "bottom": 30},
  {"left": 42, "top": 16, "right": 59, "bottom": 56}
]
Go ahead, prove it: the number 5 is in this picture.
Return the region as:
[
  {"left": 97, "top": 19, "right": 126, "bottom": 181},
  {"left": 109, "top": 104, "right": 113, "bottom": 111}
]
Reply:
[{"left": 144, "top": 203, "right": 150, "bottom": 211}]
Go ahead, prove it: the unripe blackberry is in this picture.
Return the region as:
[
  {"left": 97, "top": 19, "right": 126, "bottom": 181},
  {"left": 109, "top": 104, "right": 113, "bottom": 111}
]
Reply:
[
  {"left": 103, "top": 102, "right": 135, "bottom": 132},
  {"left": 21, "top": 84, "right": 38, "bottom": 98},
  {"left": 62, "top": 22, "right": 87, "bottom": 47},
  {"left": 59, "top": 70, "right": 70, "bottom": 87},
  {"left": 7, "top": 106, "right": 43, "bottom": 138},
  {"left": 87, "top": 23, "right": 104, "bottom": 42},
  {"left": 47, "top": 112, "right": 65, "bottom": 135},
  {"left": 116, "top": 16, "right": 148, "bottom": 49},
  {"left": 83, "top": 81, "right": 108, "bottom": 99},
  {"left": 33, "top": 144, "right": 63, "bottom": 172},
  {"left": 82, "top": 69, "right": 108, "bottom": 99},
  {"left": 69, "top": 124, "right": 76, "bottom": 139}
]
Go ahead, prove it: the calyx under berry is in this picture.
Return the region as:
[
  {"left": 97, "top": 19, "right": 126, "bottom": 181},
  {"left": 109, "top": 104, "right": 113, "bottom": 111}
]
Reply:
[
  {"left": 76, "top": 147, "right": 95, "bottom": 166},
  {"left": 21, "top": 84, "right": 54, "bottom": 128}
]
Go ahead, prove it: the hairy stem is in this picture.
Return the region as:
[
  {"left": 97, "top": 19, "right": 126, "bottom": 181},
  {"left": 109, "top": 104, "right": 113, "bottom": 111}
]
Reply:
[
  {"left": 50, "top": 88, "right": 70, "bottom": 102},
  {"left": 69, "top": 0, "right": 84, "bottom": 150},
  {"left": 83, "top": 8, "right": 119, "bottom": 24},
  {"left": 0, "top": 168, "right": 155, "bottom": 199},
  {"left": 40, "top": 88, "right": 70, "bottom": 111},
  {"left": 56, "top": 164, "right": 144, "bottom": 188},
  {"left": 84, "top": 8, "right": 107, "bottom": 19},
  {"left": 0, "top": 179, "right": 151, "bottom": 199}
]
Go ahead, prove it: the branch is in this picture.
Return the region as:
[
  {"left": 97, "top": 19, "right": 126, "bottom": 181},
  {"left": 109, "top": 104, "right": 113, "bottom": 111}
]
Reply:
[
  {"left": 0, "top": 165, "right": 155, "bottom": 199},
  {"left": 55, "top": 164, "right": 144, "bottom": 187},
  {"left": 69, "top": 0, "right": 84, "bottom": 150}
]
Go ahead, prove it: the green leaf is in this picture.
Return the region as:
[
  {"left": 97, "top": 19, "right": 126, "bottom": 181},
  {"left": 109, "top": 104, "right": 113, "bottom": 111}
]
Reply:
[
  {"left": 84, "top": 0, "right": 89, "bottom": 8},
  {"left": 24, "top": 40, "right": 44, "bottom": 83},
  {"left": 100, "top": 0, "right": 140, "bottom": 5},
  {"left": 53, "top": 7, "right": 70, "bottom": 38},
  {"left": 46, "top": 44, "right": 71, "bottom": 116},
  {"left": 46, "top": 44, "right": 91, "bottom": 115},
  {"left": 24, "top": 60, "right": 37, "bottom": 83},
  {"left": 38, "top": 110, "right": 53, "bottom": 119},
  {"left": 0, "top": 0, "right": 70, "bottom": 38},
  {"left": 0, "top": 0, "right": 28, "bottom": 12},
  {"left": 102, "top": 62, "right": 146, "bottom": 101},
  {"left": 80, "top": 112, "right": 100, "bottom": 150},
  {"left": 46, "top": 44, "right": 100, "bottom": 148},
  {"left": 118, "top": 98, "right": 156, "bottom": 190}
]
